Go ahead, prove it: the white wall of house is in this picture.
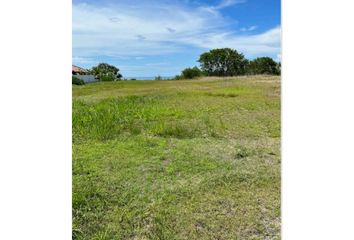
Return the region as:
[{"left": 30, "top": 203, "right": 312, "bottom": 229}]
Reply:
[{"left": 73, "top": 75, "right": 96, "bottom": 83}]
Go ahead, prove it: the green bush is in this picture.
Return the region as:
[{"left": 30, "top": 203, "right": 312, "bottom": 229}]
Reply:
[
  {"left": 72, "top": 76, "right": 85, "bottom": 85},
  {"left": 181, "top": 67, "right": 203, "bottom": 79},
  {"left": 99, "top": 72, "right": 117, "bottom": 82},
  {"left": 174, "top": 75, "right": 183, "bottom": 80},
  {"left": 155, "top": 75, "right": 163, "bottom": 80},
  {"left": 246, "top": 57, "right": 280, "bottom": 75}
]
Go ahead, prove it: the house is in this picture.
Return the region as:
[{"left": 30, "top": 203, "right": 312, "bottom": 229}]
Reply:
[
  {"left": 72, "top": 65, "right": 89, "bottom": 75},
  {"left": 72, "top": 65, "right": 96, "bottom": 83}
]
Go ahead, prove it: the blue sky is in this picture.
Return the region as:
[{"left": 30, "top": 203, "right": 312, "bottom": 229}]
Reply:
[{"left": 73, "top": 0, "right": 281, "bottom": 77}]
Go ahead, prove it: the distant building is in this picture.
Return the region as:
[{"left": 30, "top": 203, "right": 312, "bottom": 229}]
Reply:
[
  {"left": 72, "top": 65, "right": 89, "bottom": 75},
  {"left": 72, "top": 65, "right": 96, "bottom": 83}
]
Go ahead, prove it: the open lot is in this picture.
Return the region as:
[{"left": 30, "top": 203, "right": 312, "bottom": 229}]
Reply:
[{"left": 72, "top": 75, "right": 281, "bottom": 239}]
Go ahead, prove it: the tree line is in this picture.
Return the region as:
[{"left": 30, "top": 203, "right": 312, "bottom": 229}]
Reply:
[
  {"left": 177, "top": 48, "right": 280, "bottom": 79},
  {"left": 81, "top": 48, "right": 280, "bottom": 82}
]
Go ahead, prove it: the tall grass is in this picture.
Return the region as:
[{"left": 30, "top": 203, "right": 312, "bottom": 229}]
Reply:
[
  {"left": 72, "top": 76, "right": 281, "bottom": 239},
  {"left": 73, "top": 95, "right": 224, "bottom": 143}
]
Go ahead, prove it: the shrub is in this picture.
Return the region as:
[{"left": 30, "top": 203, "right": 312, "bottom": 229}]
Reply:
[
  {"left": 174, "top": 75, "right": 183, "bottom": 80},
  {"left": 246, "top": 57, "right": 280, "bottom": 75},
  {"left": 181, "top": 67, "right": 203, "bottom": 79},
  {"left": 99, "top": 72, "right": 117, "bottom": 82},
  {"left": 155, "top": 75, "right": 162, "bottom": 80},
  {"left": 72, "top": 76, "right": 85, "bottom": 85}
]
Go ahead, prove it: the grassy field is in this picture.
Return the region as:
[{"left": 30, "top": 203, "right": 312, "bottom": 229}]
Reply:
[{"left": 72, "top": 75, "right": 281, "bottom": 239}]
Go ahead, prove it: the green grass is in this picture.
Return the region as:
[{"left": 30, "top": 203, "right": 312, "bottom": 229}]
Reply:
[{"left": 73, "top": 75, "right": 281, "bottom": 239}]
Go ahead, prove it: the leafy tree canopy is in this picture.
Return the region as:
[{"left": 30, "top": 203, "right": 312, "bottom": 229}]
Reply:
[
  {"left": 92, "top": 63, "right": 122, "bottom": 81},
  {"left": 198, "top": 48, "right": 248, "bottom": 76},
  {"left": 247, "top": 57, "right": 280, "bottom": 75}
]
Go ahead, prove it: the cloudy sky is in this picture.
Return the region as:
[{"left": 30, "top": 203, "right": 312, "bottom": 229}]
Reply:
[{"left": 73, "top": 0, "right": 281, "bottom": 77}]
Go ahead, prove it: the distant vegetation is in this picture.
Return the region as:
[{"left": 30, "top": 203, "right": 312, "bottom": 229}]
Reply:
[
  {"left": 175, "top": 66, "right": 204, "bottom": 79},
  {"left": 91, "top": 63, "right": 123, "bottom": 81},
  {"left": 199, "top": 48, "right": 248, "bottom": 76},
  {"left": 72, "top": 76, "right": 85, "bottom": 85},
  {"left": 173, "top": 48, "right": 281, "bottom": 80},
  {"left": 75, "top": 48, "right": 279, "bottom": 83},
  {"left": 247, "top": 57, "right": 281, "bottom": 75},
  {"left": 154, "top": 75, "right": 163, "bottom": 80}
]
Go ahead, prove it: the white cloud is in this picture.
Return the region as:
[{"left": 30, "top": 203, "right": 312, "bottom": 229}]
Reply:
[
  {"left": 72, "top": 56, "right": 95, "bottom": 65},
  {"left": 73, "top": 2, "right": 221, "bottom": 57},
  {"left": 240, "top": 25, "right": 257, "bottom": 32},
  {"left": 178, "top": 26, "right": 281, "bottom": 56},
  {"left": 214, "top": 0, "right": 246, "bottom": 10},
  {"left": 73, "top": 1, "right": 280, "bottom": 59},
  {"left": 200, "top": 0, "right": 246, "bottom": 14}
]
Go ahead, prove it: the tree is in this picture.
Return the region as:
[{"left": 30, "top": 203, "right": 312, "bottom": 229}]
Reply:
[
  {"left": 155, "top": 75, "right": 162, "bottom": 80},
  {"left": 198, "top": 48, "right": 248, "bottom": 76},
  {"left": 174, "top": 75, "right": 183, "bottom": 80},
  {"left": 92, "top": 63, "right": 123, "bottom": 81},
  {"left": 181, "top": 66, "right": 203, "bottom": 79},
  {"left": 246, "top": 57, "right": 280, "bottom": 75}
]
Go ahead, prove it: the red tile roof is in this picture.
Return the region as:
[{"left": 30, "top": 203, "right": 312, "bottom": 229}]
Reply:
[{"left": 72, "top": 65, "right": 88, "bottom": 73}]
